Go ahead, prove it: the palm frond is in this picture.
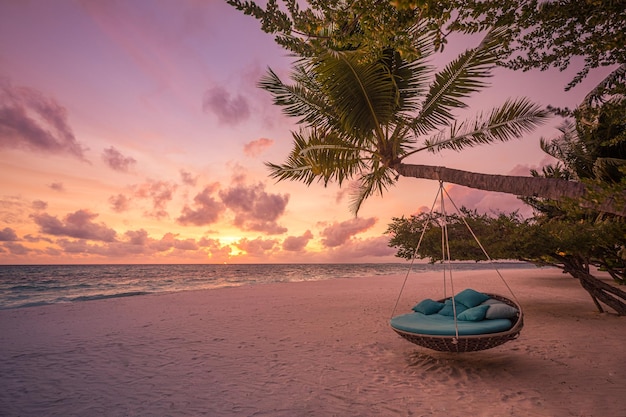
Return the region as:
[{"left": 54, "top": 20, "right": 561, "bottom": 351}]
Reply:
[
  {"left": 313, "top": 50, "right": 400, "bottom": 142},
  {"left": 421, "top": 98, "right": 549, "bottom": 152},
  {"left": 412, "top": 28, "right": 507, "bottom": 135},
  {"left": 348, "top": 165, "right": 398, "bottom": 215},
  {"left": 258, "top": 66, "right": 338, "bottom": 129},
  {"left": 539, "top": 120, "right": 578, "bottom": 161},
  {"left": 266, "top": 127, "right": 368, "bottom": 187}
]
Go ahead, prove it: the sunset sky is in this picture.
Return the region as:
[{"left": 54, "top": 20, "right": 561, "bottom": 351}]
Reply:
[{"left": 0, "top": 0, "right": 616, "bottom": 264}]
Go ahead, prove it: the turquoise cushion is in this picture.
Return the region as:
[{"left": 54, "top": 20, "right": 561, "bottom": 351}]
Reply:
[
  {"left": 412, "top": 298, "right": 445, "bottom": 315},
  {"left": 454, "top": 288, "right": 490, "bottom": 308},
  {"left": 457, "top": 305, "right": 489, "bottom": 321},
  {"left": 438, "top": 299, "right": 468, "bottom": 316},
  {"left": 485, "top": 302, "right": 519, "bottom": 319},
  {"left": 390, "top": 312, "right": 513, "bottom": 336}
]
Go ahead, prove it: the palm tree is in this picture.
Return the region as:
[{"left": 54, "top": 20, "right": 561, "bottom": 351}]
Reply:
[{"left": 261, "top": 27, "right": 626, "bottom": 217}]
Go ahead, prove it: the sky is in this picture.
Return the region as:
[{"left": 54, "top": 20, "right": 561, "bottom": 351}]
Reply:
[{"left": 0, "top": 0, "right": 617, "bottom": 264}]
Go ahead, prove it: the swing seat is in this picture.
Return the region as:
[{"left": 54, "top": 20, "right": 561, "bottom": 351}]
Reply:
[
  {"left": 390, "top": 312, "right": 513, "bottom": 336},
  {"left": 390, "top": 292, "right": 524, "bottom": 352}
]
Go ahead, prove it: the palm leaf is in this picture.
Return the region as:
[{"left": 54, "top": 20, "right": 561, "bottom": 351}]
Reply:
[
  {"left": 266, "top": 127, "right": 367, "bottom": 187},
  {"left": 313, "top": 50, "right": 400, "bottom": 143},
  {"left": 258, "top": 66, "right": 337, "bottom": 129},
  {"left": 411, "top": 28, "right": 507, "bottom": 135},
  {"left": 420, "top": 98, "right": 549, "bottom": 153},
  {"left": 349, "top": 164, "right": 398, "bottom": 214}
]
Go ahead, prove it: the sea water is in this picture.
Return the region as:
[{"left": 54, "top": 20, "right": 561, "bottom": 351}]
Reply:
[{"left": 0, "top": 262, "right": 536, "bottom": 309}]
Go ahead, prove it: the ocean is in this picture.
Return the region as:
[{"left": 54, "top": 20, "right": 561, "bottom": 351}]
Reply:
[{"left": 0, "top": 262, "right": 536, "bottom": 309}]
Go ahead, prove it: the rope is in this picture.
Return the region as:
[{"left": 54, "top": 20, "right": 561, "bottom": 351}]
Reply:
[
  {"left": 439, "top": 181, "right": 460, "bottom": 344},
  {"left": 390, "top": 185, "right": 442, "bottom": 319},
  {"left": 391, "top": 180, "right": 521, "bottom": 336},
  {"left": 441, "top": 186, "right": 521, "bottom": 304}
]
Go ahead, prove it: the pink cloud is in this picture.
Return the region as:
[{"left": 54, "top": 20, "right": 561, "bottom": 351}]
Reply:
[
  {"left": 219, "top": 182, "right": 289, "bottom": 234},
  {"left": 202, "top": 86, "right": 250, "bottom": 125},
  {"left": 102, "top": 146, "right": 137, "bottom": 172},
  {"left": 48, "top": 182, "right": 65, "bottom": 192},
  {"left": 282, "top": 230, "right": 314, "bottom": 252},
  {"left": 0, "top": 79, "right": 87, "bottom": 159},
  {"left": 0, "top": 227, "right": 18, "bottom": 241},
  {"left": 244, "top": 137, "right": 273, "bottom": 157},
  {"left": 326, "top": 235, "right": 396, "bottom": 261},
  {"left": 3, "top": 241, "right": 31, "bottom": 255},
  {"left": 177, "top": 183, "right": 225, "bottom": 226},
  {"left": 109, "top": 194, "right": 132, "bottom": 212},
  {"left": 180, "top": 169, "right": 198, "bottom": 186},
  {"left": 133, "top": 180, "right": 177, "bottom": 219},
  {"left": 235, "top": 237, "right": 278, "bottom": 257},
  {"left": 198, "top": 237, "right": 232, "bottom": 259},
  {"left": 32, "top": 200, "right": 48, "bottom": 211},
  {"left": 152, "top": 235, "right": 198, "bottom": 252},
  {"left": 124, "top": 229, "right": 149, "bottom": 246},
  {"left": 442, "top": 185, "right": 533, "bottom": 218},
  {"left": 31, "top": 209, "right": 117, "bottom": 242},
  {"left": 320, "top": 217, "right": 378, "bottom": 247}
]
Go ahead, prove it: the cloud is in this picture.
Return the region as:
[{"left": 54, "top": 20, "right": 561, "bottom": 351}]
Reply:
[
  {"left": 32, "top": 200, "right": 48, "bottom": 211},
  {"left": 243, "top": 137, "right": 273, "bottom": 157},
  {"left": 149, "top": 232, "right": 199, "bottom": 252},
  {"left": 49, "top": 182, "right": 65, "bottom": 192},
  {"left": 0, "top": 79, "right": 87, "bottom": 159},
  {"left": 326, "top": 235, "right": 396, "bottom": 261},
  {"left": 219, "top": 182, "right": 289, "bottom": 234},
  {"left": 24, "top": 234, "right": 53, "bottom": 243},
  {"left": 198, "top": 237, "right": 232, "bottom": 260},
  {"left": 109, "top": 193, "right": 132, "bottom": 212},
  {"left": 3, "top": 241, "right": 30, "bottom": 255},
  {"left": 202, "top": 86, "right": 250, "bottom": 125},
  {"left": 177, "top": 183, "right": 225, "bottom": 226},
  {"left": 132, "top": 180, "right": 177, "bottom": 218},
  {"left": 235, "top": 237, "right": 278, "bottom": 257},
  {"left": 0, "top": 227, "right": 18, "bottom": 241},
  {"left": 124, "top": 229, "right": 149, "bottom": 245},
  {"left": 180, "top": 169, "right": 198, "bottom": 186},
  {"left": 442, "top": 185, "right": 533, "bottom": 218},
  {"left": 31, "top": 209, "right": 117, "bottom": 242},
  {"left": 320, "top": 217, "right": 378, "bottom": 247},
  {"left": 102, "top": 146, "right": 137, "bottom": 172},
  {"left": 282, "top": 230, "right": 314, "bottom": 252}
]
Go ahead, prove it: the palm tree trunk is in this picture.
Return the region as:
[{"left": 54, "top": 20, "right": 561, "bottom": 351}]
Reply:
[{"left": 394, "top": 163, "right": 626, "bottom": 217}]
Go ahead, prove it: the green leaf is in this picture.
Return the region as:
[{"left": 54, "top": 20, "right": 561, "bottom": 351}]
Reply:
[{"left": 422, "top": 98, "right": 550, "bottom": 152}]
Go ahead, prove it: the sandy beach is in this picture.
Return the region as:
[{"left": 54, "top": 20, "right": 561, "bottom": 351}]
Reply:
[{"left": 1, "top": 267, "right": 624, "bottom": 417}]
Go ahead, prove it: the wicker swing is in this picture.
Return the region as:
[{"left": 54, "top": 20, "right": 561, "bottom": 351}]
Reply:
[{"left": 390, "top": 182, "right": 524, "bottom": 353}]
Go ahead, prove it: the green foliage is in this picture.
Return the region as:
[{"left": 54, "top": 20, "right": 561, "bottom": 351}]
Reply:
[
  {"left": 226, "top": 0, "right": 440, "bottom": 60},
  {"left": 386, "top": 208, "right": 528, "bottom": 263},
  {"left": 524, "top": 69, "right": 626, "bottom": 217},
  {"left": 386, "top": 208, "right": 626, "bottom": 284},
  {"left": 228, "top": 0, "right": 626, "bottom": 89}
]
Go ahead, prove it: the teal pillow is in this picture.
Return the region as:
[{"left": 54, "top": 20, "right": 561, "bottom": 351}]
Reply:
[
  {"left": 438, "top": 299, "right": 468, "bottom": 316},
  {"left": 454, "top": 288, "right": 490, "bottom": 308},
  {"left": 457, "top": 305, "right": 489, "bottom": 321},
  {"left": 485, "top": 302, "right": 519, "bottom": 319},
  {"left": 412, "top": 298, "right": 444, "bottom": 315}
]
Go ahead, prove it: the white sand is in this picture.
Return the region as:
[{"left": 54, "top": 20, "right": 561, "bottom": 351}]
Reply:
[{"left": 1, "top": 267, "right": 624, "bottom": 417}]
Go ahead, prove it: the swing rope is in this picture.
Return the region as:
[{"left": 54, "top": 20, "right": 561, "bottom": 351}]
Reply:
[
  {"left": 440, "top": 185, "right": 521, "bottom": 306},
  {"left": 390, "top": 184, "right": 442, "bottom": 319},
  {"left": 390, "top": 181, "right": 520, "bottom": 321}
]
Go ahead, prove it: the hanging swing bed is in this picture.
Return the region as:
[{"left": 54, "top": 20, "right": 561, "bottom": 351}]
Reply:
[{"left": 390, "top": 181, "right": 524, "bottom": 353}]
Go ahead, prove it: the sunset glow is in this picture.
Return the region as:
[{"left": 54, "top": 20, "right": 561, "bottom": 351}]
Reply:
[{"left": 0, "top": 1, "right": 617, "bottom": 264}]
